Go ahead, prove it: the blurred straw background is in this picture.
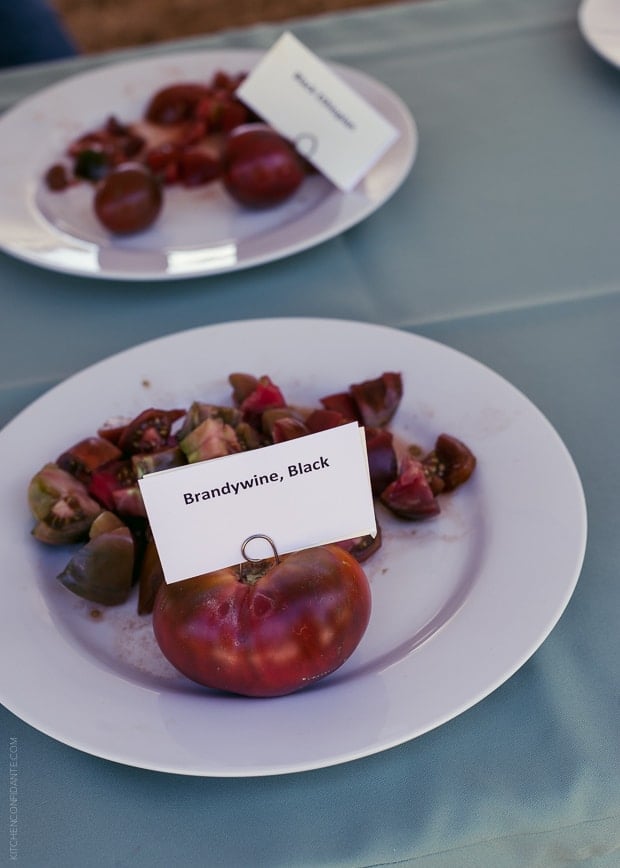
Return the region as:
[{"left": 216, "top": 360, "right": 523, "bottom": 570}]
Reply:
[{"left": 53, "top": 0, "right": 411, "bottom": 54}]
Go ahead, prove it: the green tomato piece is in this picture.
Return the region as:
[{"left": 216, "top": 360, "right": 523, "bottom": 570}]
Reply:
[
  {"left": 28, "top": 463, "right": 102, "bottom": 545},
  {"left": 57, "top": 527, "right": 134, "bottom": 606}
]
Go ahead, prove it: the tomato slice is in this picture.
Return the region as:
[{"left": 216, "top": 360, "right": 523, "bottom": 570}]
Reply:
[
  {"left": 238, "top": 376, "right": 286, "bottom": 427},
  {"left": 56, "top": 436, "right": 123, "bottom": 483},
  {"left": 270, "top": 416, "right": 310, "bottom": 443},
  {"left": 423, "top": 434, "right": 477, "bottom": 493},
  {"left": 116, "top": 408, "right": 185, "bottom": 454},
  {"left": 145, "top": 83, "right": 212, "bottom": 125},
  {"left": 380, "top": 454, "right": 440, "bottom": 520},
  {"left": 304, "top": 408, "right": 348, "bottom": 433},
  {"left": 336, "top": 524, "right": 383, "bottom": 563},
  {"left": 319, "top": 390, "right": 360, "bottom": 422},
  {"left": 350, "top": 372, "right": 403, "bottom": 428},
  {"left": 365, "top": 427, "right": 398, "bottom": 496},
  {"left": 88, "top": 459, "right": 137, "bottom": 511}
]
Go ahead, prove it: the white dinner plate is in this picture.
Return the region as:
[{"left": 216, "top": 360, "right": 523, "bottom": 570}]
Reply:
[
  {"left": 0, "top": 50, "right": 416, "bottom": 281},
  {"left": 578, "top": 0, "right": 620, "bottom": 67},
  {"left": 0, "top": 319, "right": 586, "bottom": 776}
]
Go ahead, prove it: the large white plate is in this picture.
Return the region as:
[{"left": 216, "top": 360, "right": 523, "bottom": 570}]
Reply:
[
  {"left": 0, "top": 319, "right": 586, "bottom": 776},
  {"left": 0, "top": 50, "right": 416, "bottom": 281},
  {"left": 578, "top": 0, "right": 620, "bottom": 67}
]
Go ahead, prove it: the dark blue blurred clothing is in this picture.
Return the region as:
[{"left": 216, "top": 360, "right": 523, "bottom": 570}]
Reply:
[{"left": 0, "top": 0, "right": 78, "bottom": 68}]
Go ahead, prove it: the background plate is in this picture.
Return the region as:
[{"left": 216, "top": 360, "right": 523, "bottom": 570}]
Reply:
[
  {"left": 0, "top": 50, "right": 416, "bottom": 280},
  {"left": 0, "top": 319, "right": 586, "bottom": 776},
  {"left": 578, "top": 0, "right": 620, "bottom": 67}
]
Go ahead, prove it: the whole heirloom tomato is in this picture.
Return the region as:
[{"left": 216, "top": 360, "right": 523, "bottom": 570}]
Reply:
[
  {"left": 94, "top": 162, "right": 162, "bottom": 234},
  {"left": 222, "top": 126, "right": 307, "bottom": 208},
  {"left": 152, "top": 545, "right": 371, "bottom": 697}
]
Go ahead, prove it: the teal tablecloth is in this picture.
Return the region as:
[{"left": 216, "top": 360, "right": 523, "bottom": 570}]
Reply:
[{"left": 1, "top": 0, "right": 618, "bottom": 865}]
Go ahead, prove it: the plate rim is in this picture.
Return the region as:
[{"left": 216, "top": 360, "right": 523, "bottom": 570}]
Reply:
[
  {"left": 0, "top": 49, "right": 417, "bottom": 281},
  {"left": 578, "top": 0, "right": 620, "bottom": 67}
]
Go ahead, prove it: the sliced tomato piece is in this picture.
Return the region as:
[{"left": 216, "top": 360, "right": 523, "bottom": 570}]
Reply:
[
  {"left": 380, "top": 454, "right": 440, "bottom": 520},
  {"left": 112, "top": 486, "right": 147, "bottom": 519},
  {"left": 57, "top": 436, "right": 123, "bottom": 483},
  {"left": 229, "top": 372, "right": 259, "bottom": 405},
  {"left": 423, "top": 434, "right": 477, "bottom": 494},
  {"left": 271, "top": 416, "right": 310, "bottom": 443},
  {"left": 365, "top": 427, "right": 398, "bottom": 497},
  {"left": 179, "top": 417, "right": 241, "bottom": 462},
  {"left": 239, "top": 376, "right": 286, "bottom": 427},
  {"left": 88, "top": 459, "right": 137, "bottom": 511},
  {"left": 137, "top": 536, "right": 165, "bottom": 615},
  {"left": 335, "top": 524, "right": 382, "bottom": 563},
  {"left": 57, "top": 526, "right": 134, "bottom": 605},
  {"left": 304, "top": 408, "right": 348, "bottom": 433},
  {"left": 178, "top": 150, "right": 221, "bottom": 187},
  {"left": 145, "top": 83, "right": 211, "bottom": 125},
  {"left": 97, "top": 416, "right": 132, "bottom": 445},
  {"left": 28, "top": 463, "right": 103, "bottom": 545},
  {"left": 350, "top": 372, "right": 403, "bottom": 428},
  {"left": 116, "top": 408, "right": 185, "bottom": 454},
  {"left": 131, "top": 446, "right": 186, "bottom": 478},
  {"left": 319, "top": 391, "right": 360, "bottom": 422}
]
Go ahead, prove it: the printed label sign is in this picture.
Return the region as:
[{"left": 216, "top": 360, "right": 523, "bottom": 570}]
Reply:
[
  {"left": 236, "top": 31, "right": 400, "bottom": 191},
  {"left": 139, "top": 423, "right": 376, "bottom": 583}
]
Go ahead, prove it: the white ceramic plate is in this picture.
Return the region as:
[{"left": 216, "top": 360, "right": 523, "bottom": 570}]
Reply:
[
  {"left": 579, "top": 0, "right": 620, "bottom": 67},
  {"left": 0, "top": 51, "right": 416, "bottom": 281},
  {"left": 0, "top": 319, "right": 586, "bottom": 776}
]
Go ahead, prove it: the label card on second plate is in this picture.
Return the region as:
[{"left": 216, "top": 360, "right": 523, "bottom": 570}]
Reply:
[{"left": 236, "top": 31, "right": 400, "bottom": 191}]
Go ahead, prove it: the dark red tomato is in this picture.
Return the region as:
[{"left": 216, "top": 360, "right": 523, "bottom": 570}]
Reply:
[
  {"left": 270, "top": 416, "right": 309, "bottom": 443},
  {"left": 380, "top": 454, "right": 440, "bottom": 520},
  {"left": 144, "top": 142, "right": 183, "bottom": 184},
  {"left": 145, "top": 83, "right": 211, "bottom": 125},
  {"left": 45, "top": 163, "right": 72, "bottom": 191},
  {"left": 423, "top": 434, "right": 477, "bottom": 494},
  {"left": 116, "top": 407, "right": 186, "bottom": 454},
  {"left": 178, "top": 150, "right": 221, "bottom": 187},
  {"left": 238, "top": 375, "right": 286, "bottom": 427},
  {"left": 56, "top": 436, "right": 123, "bottom": 484},
  {"left": 335, "top": 525, "right": 382, "bottom": 563},
  {"left": 350, "top": 372, "right": 403, "bottom": 428},
  {"left": 152, "top": 545, "right": 372, "bottom": 697},
  {"left": 364, "top": 427, "right": 398, "bottom": 496},
  {"left": 88, "top": 459, "right": 136, "bottom": 512},
  {"left": 304, "top": 408, "right": 347, "bottom": 433},
  {"left": 94, "top": 163, "right": 163, "bottom": 234},
  {"left": 319, "top": 390, "right": 360, "bottom": 422},
  {"left": 222, "top": 127, "right": 306, "bottom": 208}
]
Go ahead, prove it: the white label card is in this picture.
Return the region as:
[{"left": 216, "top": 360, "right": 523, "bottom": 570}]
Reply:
[
  {"left": 139, "top": 423, "right": 376, "bottom": 584},
  {"left": 236, "top": 31, "right": 400, "bottom": 191}
]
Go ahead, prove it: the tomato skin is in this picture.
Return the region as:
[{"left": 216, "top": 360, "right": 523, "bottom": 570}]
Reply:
[
  {"left": 423, "top": 434, "right": 476, "bottom": 494},
  {"left": 152, "top": 545, "right": 371, "bottom": 697},
  {"left": 145, "top": 83, "right": 211, "bottom": 125},
  {"left": 380, "top": 454, "right": 440, "bottom": 520},
  {"left": 222, "top": 127, "right": 306, "bottom": 208},
  {"left": 116, "top": 407, "right": 185, "bottom": 454},
  {"left": 94, "top": 162, "right": 163, "bottom": 234}
]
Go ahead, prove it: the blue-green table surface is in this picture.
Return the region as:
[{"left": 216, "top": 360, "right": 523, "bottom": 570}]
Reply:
[{"left": 0, "top": 0, "right": 618, "bottom": 865}]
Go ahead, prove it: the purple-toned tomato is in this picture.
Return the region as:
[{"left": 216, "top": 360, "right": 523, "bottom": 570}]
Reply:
[
  {"left": 94, "top": 163, "right": 163, "bottom": 234},
  {"left": 145, "top": 83, "right": 211, "bottom": 125},
  {"left": 222, "top": 127, "right": 306, "bottom": 208},
  {"left": 152, "top": 545, "right": 371, "bottom": 697}
]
